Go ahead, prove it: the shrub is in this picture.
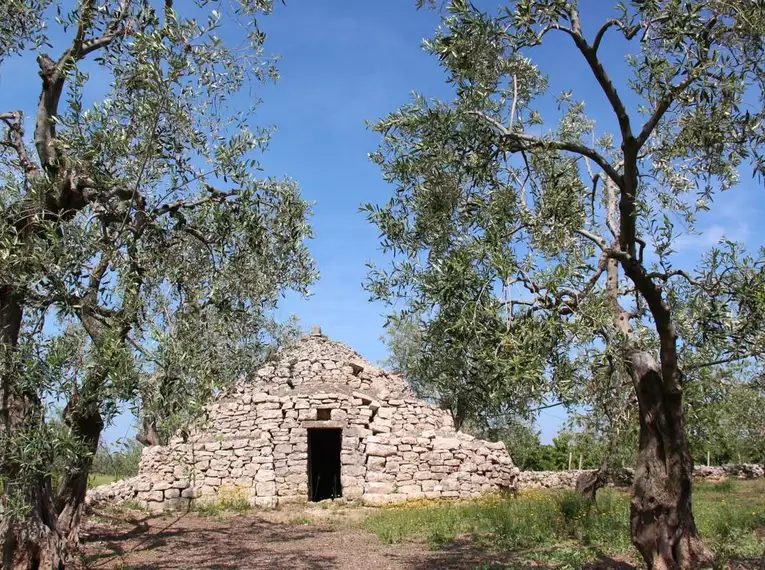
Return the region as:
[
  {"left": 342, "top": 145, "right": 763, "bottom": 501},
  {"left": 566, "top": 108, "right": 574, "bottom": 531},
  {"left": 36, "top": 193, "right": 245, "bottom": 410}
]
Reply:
[{"left": 194, "top": 486, "right": 251, "bottom": 516}]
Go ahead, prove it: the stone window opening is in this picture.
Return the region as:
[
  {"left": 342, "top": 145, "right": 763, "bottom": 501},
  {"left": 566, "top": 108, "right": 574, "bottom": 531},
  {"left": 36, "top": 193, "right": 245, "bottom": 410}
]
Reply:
[
  {"left": 307, "top": 428, "right": 342, "bottom": 501},
  {"left": 316, "top": 408, "right": 331, "bottom": 421}
]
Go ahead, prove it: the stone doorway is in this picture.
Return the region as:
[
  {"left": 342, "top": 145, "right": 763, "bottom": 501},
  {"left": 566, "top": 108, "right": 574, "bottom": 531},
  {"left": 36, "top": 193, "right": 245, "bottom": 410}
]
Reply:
[{"left": 307, "top": 428, "right": 342, "bottom": 501}]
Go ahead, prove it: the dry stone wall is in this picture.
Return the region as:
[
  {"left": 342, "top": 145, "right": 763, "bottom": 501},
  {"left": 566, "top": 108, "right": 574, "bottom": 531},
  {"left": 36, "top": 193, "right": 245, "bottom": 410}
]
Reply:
[
  {"left": 515, "top": 464, "right": 765, "bottom": 490},
  {"left": 89, "top": 332, "right": 517, "bottom": 511}
]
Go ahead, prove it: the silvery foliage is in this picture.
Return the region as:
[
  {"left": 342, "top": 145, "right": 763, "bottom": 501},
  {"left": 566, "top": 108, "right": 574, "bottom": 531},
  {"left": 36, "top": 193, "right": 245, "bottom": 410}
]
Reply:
[
  {"left": 366, "top": 0, "right": 765, "bottom": 445},
  {"left": 0, "top": 0, "right": 315, "bottom": 498}
]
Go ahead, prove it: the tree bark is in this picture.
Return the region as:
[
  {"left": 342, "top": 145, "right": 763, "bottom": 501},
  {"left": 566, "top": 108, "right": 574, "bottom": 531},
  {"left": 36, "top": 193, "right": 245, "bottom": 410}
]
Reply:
[
  {"left": 1, "top": 474, "right": 64, "bottom": 570},
  {"left": 136, "top": 418, "right": 159, "bottom": 447},
  {"left": 575, "top": 466, "right": 606, "bottom": 502},
  {"left": 2, "top": 287, "right": 67, "bottom": 570},
  {"left": 55, "top": 400, "right": 103, "bottom": 546},
  {"left": 629, "top": 350, "right": 712, "bottom": 570}
]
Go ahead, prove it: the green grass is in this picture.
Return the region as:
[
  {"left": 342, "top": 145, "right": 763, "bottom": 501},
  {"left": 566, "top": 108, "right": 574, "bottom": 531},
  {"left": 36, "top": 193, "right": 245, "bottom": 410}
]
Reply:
[
  {"left": 364, "top": 480, "right": 765, "bottom": 568},
  {"left": 88, "top": 473, "right": 123, "bottom": 489}
]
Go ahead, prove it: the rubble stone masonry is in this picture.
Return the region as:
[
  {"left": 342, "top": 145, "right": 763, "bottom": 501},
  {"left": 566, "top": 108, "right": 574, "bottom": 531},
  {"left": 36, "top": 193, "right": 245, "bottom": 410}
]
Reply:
[{"left": 90, "top": 330, "right": 518, "bottom": 510}]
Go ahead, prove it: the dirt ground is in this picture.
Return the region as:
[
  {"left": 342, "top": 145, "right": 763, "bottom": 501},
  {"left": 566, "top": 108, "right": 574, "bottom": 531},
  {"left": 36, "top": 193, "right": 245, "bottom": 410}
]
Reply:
[{"left": 77, "top": 505, "right": 636, "bottom": 570}]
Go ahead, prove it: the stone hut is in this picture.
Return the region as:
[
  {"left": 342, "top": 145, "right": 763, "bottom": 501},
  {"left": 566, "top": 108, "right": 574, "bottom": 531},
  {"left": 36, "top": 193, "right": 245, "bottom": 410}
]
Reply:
[{"left": 107, "top": 328, "right": 518, "bottom": 510}]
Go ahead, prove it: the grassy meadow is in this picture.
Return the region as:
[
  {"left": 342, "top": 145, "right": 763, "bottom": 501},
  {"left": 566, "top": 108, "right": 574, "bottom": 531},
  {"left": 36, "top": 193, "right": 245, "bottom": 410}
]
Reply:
[
  {"left": 87, "top": 473, "right": 124, "bottom": 489},
  {"left": 364, "top": 479, "right": 765, "bottom": 568}
]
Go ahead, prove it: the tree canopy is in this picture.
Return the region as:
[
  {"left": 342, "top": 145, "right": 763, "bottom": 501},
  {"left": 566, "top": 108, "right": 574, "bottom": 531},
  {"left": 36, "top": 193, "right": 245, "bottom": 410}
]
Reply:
[
  {"left": 366, "top": 1, "right": 765, "bottom": 567},
  {"left": 0, "top": 1, "right": 315, "bottom": 566}
]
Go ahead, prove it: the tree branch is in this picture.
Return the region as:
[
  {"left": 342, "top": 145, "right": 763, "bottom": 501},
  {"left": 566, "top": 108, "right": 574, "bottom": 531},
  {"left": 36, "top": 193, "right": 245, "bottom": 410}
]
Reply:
[
  {"left": 529, "top": 401, "right": 565, "bottom": 413},
  {"left": 557, "top": 19, "right": 633, "bottom": 142},
  {"left": 0, "top": 111, "right": 40, "bottom": 180},
  {"left": 152, "top": 187, "right": 237, "bottom": 218},
  {"left": 646, "top": 269, "right": 700, "bottom": 287},
  {"left": 684, "top": 354, "right": 756, "bottom": 372},
  {"left": 604, "top": 177, "right": 618, "bottom": 239},
  {"left": 635, "top": 73, "right": 699, "bottom": 149},
  {"left": 574, "top": 228, "right": 608, "bottom": 250},
  {"left": 34, "top": 1, "right": 132, "bottom": 172},
  {"left": 592, "top": 19, "right": 641, "bottom": 53},
  {"left": 469, "top": 111, "right": 622, "bottom": 186}
]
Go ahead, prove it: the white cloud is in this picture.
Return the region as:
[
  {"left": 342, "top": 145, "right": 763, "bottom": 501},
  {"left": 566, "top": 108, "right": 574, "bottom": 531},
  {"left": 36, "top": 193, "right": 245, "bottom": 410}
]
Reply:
[{"left": 672, "top": 223, "right": 748, "bottom": 253}]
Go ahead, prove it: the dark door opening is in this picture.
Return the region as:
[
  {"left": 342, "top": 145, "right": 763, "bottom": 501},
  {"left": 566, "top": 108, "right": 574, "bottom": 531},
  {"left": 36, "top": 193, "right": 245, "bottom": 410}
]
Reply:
[{"left": 307, "top": 428, "right": 342, "bottom": 501}]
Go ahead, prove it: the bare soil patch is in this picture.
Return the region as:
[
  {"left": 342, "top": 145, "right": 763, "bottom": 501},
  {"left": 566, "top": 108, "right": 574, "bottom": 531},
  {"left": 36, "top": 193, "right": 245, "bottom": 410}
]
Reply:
[
  {"left": 77, "top": 504, "right": 639, "bottom": 570},
  {"left": 77, "top": 506, "right": 513, "bottom": 570}
]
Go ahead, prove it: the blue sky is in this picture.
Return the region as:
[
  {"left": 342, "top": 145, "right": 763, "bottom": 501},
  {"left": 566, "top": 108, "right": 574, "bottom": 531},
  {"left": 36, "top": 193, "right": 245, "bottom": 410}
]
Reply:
[{"left": 2, "top": 1, "right": 762, "bottom": 446}]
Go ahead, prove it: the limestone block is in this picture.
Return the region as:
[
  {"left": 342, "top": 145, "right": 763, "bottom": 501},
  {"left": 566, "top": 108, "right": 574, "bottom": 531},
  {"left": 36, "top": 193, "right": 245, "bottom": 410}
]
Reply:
[
  {"left": 352, "top": 392, "right": 373, "bottom": 404},
  {"left": 376, "top": 408, "right": 392, "bottom": 419},
  {"left": 365, "top": 481, "right": 396, "bottom": 494},
  {"left": 366, "top": 471, "right": 395, "bottom": 482},
  {"left": 331, "top": 409, "right": 348, "bottom": 421},
  {"left": 146, "top": 490, "right": 164, "bottom": 502},
  {"left": 367, "top": 456, "right": 385, "bottom": 469},
  {"left": 257, "top": 481, "right": 277, "bottom": 496},
  {"left": 362, "top": 493, "right": 406, "bottom": 506},
  {"left": 432, "top": 438, "right": 461, "bottom": 451},
  {"left": 255, "top": 496, "right": 278, "bottom": 508},
  {"left": 343, "top": 486, "right": 364, "bottom": 499},
  {"left": 251, "top": 392, "right": 269, "bottom": 403},
  {"left": 366, "top": 443, "right": 396, "bottom": 457},
  {"left": 259, "top": 409, "right": 282, "bottom": 420},
  {"left": 343, "top": 465, "right": 365, "bottom": 477}
]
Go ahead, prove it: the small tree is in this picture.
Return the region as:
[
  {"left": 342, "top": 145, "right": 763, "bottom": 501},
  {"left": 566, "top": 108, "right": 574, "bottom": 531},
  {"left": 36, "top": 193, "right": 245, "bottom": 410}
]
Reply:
[
  {"left": 685, "top": 364, "right": 765, "bottom": 465},
  {"left": 0, "top": 1, "right": 315, "bottom": 567},
  {"left": 366, "top": 1, "right": 765, "bottom": 567}
]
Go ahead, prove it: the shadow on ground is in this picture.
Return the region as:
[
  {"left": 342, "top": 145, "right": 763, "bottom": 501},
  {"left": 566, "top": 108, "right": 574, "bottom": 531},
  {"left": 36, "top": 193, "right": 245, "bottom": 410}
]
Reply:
[
  {"left": 78, "top": 509, "right": 649, "bottom": 570},
  {"left": 80, "top": 511, "right": 342, "bottom": 570}
]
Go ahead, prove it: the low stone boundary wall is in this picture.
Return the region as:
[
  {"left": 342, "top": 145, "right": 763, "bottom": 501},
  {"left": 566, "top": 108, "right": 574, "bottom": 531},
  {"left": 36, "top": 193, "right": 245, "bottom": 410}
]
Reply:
[
  {"left": 86, "top": 475, "right": 152, "bottom": 507},
  {"left": 517, "top": 468, "right": 633, "bottom": 490},
  {"left": 88, "top": 463, "right": 764, "bottom": 508},
  {"left": 516, "top": 464, "right": 764, "bottom": 490}
]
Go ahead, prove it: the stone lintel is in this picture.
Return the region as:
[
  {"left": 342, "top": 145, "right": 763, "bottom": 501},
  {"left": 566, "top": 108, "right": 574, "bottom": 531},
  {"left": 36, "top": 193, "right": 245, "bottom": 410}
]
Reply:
[{"left": 302, "top": 420, "right": 345, "bottom": 429}]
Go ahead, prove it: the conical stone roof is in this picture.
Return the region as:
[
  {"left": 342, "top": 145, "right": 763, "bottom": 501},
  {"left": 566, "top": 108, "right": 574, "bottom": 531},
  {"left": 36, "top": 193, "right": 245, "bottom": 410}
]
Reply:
[{"left": 243, "top": 327, "right": 415, "bottom": 400}]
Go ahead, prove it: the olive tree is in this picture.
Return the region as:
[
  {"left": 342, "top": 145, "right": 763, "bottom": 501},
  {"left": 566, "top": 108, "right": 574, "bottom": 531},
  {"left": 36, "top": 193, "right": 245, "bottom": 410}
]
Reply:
[
  {"left": 365, "top": 1, "right": 765, "bottom": 567},
  {"left": 0, "top": 1, "right": 315, "bottom": 567}
]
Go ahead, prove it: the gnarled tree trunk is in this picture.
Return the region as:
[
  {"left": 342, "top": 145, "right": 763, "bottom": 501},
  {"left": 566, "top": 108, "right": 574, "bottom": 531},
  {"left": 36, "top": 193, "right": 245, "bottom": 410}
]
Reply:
[
  {"left": 575, "top": 465, "right": 607, "bottom": 502},
  {"left": 2, "top": 287, "right": 67, "bottom": 570},
  {"left": 55, "top": 400, "right": 103, "bottom": 546},
  {"left": 1, "top": 473, "right": 64, "bottom": 570},
  {"left": 629, "top": 350, "right": 712, "bottom": 570},
  {"left": 136, "top": 417, "right": 159, "bottom": 447}
]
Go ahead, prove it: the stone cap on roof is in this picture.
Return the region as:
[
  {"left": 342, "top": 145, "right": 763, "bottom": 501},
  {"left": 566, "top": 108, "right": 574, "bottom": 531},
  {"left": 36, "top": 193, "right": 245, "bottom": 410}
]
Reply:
[{"left": 244, "top": 330, "right": 413, "bottom": 398}]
